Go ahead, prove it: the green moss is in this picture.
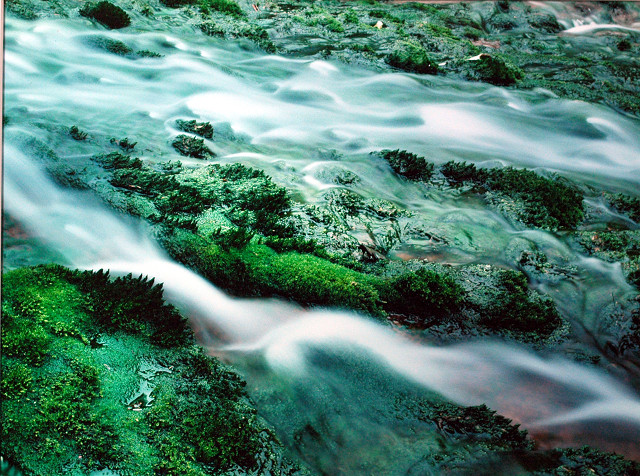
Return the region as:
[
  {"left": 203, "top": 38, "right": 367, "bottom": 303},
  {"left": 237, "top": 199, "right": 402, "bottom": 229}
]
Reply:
[
  {"left": 110, "top": 136, "right": 137, "bottom": 151},
  {"left": 199, "top": 0, "right": 244, "bottom": 17},
  {"left": 478, "top": 269, "right": 561, "bottom": 337},
  {"left": 176, "top": 119, "right": 214, "bottom": 139},
  {"left": 69, "top": 125, "right": 88, "bottom": 141},
  {"left": 380, "top": 149, "right": 434, "bottom": 181},
  {"left": 441, "top": 161, "right": 584, "bottom": 230},
  {"left": 609, "top": 193, "right": 640, "bottom": 223},
  {"left": 6, "top": 0, "right": 38, "bottom": 19},
  {"left": 471, "top": 54, "right": 523, "bottom": 86},
  {"left": 369, "top": 9, "right": 403, "bottom": 25},
  {"left": 421, "top": 402, "right": 532, "bottom": 451},
  {"left": 519, "top": 446, "right": 640, "bottom": 475},
  {"left": 88, "top": 36, "right": 134, "bottom": 55},
  {"left": 164, "top": 231, "right": 385, "bottom": 314},
  {"left": 1, "top": 362, "right": 33, "bottom": 400},
  {"left": 136, "top": 49, "right": 164, "bottom": 58},
  {"left": 79, "top": 1, "right": 131, "bottom": 29},
  {"left": 385, "top": 268, "right": 465, "bottom": 325},
  {"left": 1, "top": 265, "right": 298, "bottom": 474},
  {"left": 386, "top": 40, "right": 439, "bottom": 75},
  {"left": 172, "top": 134, "right": 215, "bottom": 159}
]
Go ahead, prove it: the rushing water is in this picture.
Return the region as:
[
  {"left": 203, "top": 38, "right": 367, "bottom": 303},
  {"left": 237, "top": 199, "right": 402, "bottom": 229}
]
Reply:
[{"left": 3, "top": 9, "right": 640, "bottom": 472}]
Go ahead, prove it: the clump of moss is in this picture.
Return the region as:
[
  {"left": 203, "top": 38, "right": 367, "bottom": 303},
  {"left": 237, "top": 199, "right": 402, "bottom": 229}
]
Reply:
[
  {"left": 136, "top": 49, "right": 164, "bottom": 58},
  {"left": 6, "top": 0, "right": 38, "bottom": 19},
  {"left": 88, "top": 36, "right": 134, "bottom": 55},
  {"left": 200, "top": 0, "right": 244, "bottom": 16},
  {"left": 385, "top": 268, "right": 465, "bottom": 326},
  {"left": 69, "top": 125, "right": 88, "bottom": 141},
  {"left": 609, "top": 193, "right": 640, "bottom": 223},
  {"left": 1, "top": 265, "right": 299, "bottom": 475},
  {"left": 441, "top": 161, "right": 584, "bottom": 230},
  {"left": 172, "top": 134, "right": 215, "bottom": 159},
  {"left": 478, "top": 269, "right": 561, "bottom": 337},
  {"left": 470, "top": 54, "right": 523, "bottom": 86},
  {"left": 424, "top": 402, "right": 532, "bottom": 451},
  {"left": 161, "top": 0, "right": 243, "bottom": 16},
  {"left": 518, "top": 446, "right": 640, "bottom": 475},
  {"left": 94, "top": 151, "right": 143, "bottom": 170},
  {"left": 1, "top": 363, "right": 33, "bottom": 400},
  {"left": 176, "top": 119, "right": 214, "bottom": 139},
  {"left": 386, "top": 41, "right": 439, "bottom": 75},
  {"left": 79, "top": 1, "right": 131, "bottom": 29},
  {"left": 380, "top": 149, "right": 434, "bottom": 181},
  {"left": 110, "top": 136, "right": 136, "bottom": 151}
]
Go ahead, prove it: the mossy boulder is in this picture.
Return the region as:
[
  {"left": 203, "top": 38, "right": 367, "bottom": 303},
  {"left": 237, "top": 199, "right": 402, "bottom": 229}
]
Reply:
[
  {"left": 470, "top": 54, "right": 524, "bottom": 86},
  {"left": 386, "top": 41, "right": 439, "bottom": 75},
  {"left": 79, "top": 1, "right": 130, "bottom": 29}
]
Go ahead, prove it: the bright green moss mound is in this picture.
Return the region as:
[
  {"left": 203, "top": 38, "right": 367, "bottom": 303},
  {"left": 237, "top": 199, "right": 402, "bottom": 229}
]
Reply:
[
  {"left": 1, "top": 265, "right": 299, "bottom": 475},
  {"left": 79, "top": 1, "right": 130, "bottom": 29}
]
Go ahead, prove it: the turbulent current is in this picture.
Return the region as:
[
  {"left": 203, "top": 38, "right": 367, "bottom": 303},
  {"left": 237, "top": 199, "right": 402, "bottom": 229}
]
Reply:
[{"left": 3, "top": 10, "right": 640, "bottom": 473}]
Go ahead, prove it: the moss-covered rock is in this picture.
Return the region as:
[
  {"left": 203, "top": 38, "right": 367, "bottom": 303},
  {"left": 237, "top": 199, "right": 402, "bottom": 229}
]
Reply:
[
  {"left": 380, "top": 149, "right": 434, "bottom": 181},
  {"left": 176, "top": 119, "right": 214, "bottom": 139},
  {"left": 79, "top": 1, "right": 130, "bottom": 29},
  {"left": 441, "top": 161, "right": 584, "bottom": 230},
  {"left": 469, "top": 54, "right": 524, "bottom": 86},
  {"left": 171, "top": 134, "right": 215, "bottom": 159},
  {"left": 386, "top": 40, "right": 439, "bottom": 75},
  {"left": 0, "top": 265, "right": 300, "bottom": 475}
]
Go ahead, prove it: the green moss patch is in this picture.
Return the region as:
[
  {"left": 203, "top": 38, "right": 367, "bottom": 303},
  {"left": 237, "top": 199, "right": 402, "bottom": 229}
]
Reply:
[
  {"left": 386, "top": 40, "right": 439, "bottom": 75},
  {"left": 1, "top": 265, "right": 299, "bottom": 475},
  {"left": 79, "top": 1, "right": 130, "bottom": 29}
]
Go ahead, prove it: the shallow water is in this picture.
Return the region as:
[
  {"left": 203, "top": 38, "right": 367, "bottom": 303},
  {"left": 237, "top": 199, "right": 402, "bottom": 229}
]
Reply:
[{"left": 4, "top": 9, "right": 640, "bottom": 471}]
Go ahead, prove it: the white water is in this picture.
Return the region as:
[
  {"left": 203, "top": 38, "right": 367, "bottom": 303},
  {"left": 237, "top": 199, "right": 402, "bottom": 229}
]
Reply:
[{"left": 4, "top": 9, "right": 640, "bottom": 466}]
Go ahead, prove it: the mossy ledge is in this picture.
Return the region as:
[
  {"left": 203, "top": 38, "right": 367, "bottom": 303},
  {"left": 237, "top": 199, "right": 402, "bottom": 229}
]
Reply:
[
  {"left": 378, "top": 149, "right": 584, "bottom": 231},
  {"left": 0, "top": 264, "right": 301, "bottom": 475},
  {"left": 83, "top": 147, "right": 566, "bottom": 342}
]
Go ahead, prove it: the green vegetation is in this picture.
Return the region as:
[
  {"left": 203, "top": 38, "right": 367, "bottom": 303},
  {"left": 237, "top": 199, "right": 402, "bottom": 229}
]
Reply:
[
  {"left": 441, "top": 161, "right": 584, "bottom": 230},
  {"left": 477, "top": 269, "right": 561, "bottom": 337},
  {"left": 79, "top": 1, "right": 130, "bottom": 29},
  {"left": 377, "top": 150, "right": 583, "bottom": 230},
  {"left": 171, "top": 134, "right": 215, "bottom": 159},
  {"left": 1, "top": 265, "right": 298, "bottom": 474},
  {"left": 380, "top": 149, "right": 434, "bottom": 181},
  {"left": 111, "top": 136, "right": 136, "bottom": 151},
  {"left": 176, "top": 119, "right": 214, "bottom": 139},
  {"left": 199, "top": 0, "right": 244, "bottom": 17},
  {"left": 386, "top": 40, "right": 439, "bottom": 75},
  {"left": 470, "top": 54, "right": 524, "bottom": 86},
  {"left": 609, "top": 193, "right": 640, "bottom": 223},
  {"left": 69, "top": 125, "right": 88, "bottom": 141},
  {"left": 385, "top": 269, "right": 464, "bottom": 325},
  {"left": 87, "top": 36, "right": 133, "bottom": 55},
  {"left": 160, "top": 0, "right": 243, "bottom": 17}
]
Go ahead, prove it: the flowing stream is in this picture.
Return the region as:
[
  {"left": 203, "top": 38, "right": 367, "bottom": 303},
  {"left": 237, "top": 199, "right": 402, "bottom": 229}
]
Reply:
[{"left": 4, "top": 10, "right": 640, "bottom": 472}]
